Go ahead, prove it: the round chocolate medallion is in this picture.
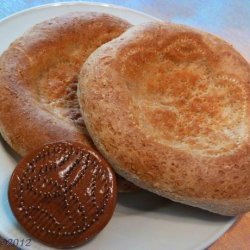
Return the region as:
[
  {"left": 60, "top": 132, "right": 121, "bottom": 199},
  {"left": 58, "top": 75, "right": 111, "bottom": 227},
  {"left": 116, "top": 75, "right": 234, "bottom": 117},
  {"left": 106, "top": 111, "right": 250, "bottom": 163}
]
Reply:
[{"left": 8, "top": 141, "right": 117, "bottom": 248}]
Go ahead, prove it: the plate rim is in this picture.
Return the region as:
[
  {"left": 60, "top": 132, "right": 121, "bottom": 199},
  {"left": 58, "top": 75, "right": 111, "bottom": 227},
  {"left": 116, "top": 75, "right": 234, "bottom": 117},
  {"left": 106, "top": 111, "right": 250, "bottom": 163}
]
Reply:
[
  {"left": 0, "top": 1, "right": 162, "bottom": 24},
  {"left": 0, "top": 2, "right": 235, "bottom": 250}
]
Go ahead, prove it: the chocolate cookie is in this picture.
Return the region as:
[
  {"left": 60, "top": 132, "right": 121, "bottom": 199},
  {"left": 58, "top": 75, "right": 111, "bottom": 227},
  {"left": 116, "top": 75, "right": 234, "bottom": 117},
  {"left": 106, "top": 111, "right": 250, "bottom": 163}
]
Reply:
[{"left": 8, "top": 141, "right": 116, "bottom": 248}]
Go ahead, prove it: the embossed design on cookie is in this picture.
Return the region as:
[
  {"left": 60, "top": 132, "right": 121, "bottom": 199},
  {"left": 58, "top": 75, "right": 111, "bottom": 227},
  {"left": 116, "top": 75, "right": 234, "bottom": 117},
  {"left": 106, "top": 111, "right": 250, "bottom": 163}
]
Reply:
[{"left": 8, "top": 142, "right": 116, "bottom": 248}]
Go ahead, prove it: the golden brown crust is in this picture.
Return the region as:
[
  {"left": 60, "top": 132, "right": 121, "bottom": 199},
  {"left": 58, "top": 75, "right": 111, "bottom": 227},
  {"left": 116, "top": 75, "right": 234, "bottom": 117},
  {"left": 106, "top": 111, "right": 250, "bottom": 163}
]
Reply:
[
  {"left": 78, "top": 22, "right": 250, "bottom": 215},
  {"left": 0, "top": 12, "right": 134, "bottom": 191}
]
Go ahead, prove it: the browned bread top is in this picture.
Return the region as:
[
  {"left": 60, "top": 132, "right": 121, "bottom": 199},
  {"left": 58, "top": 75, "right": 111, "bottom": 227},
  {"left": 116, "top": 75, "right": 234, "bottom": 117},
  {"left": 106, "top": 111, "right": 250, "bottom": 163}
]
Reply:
[
  {"left": 0, "top": 12, "right": 130, "bottom": 156},
  {"left": 0, "top": 12, "right": 135, "bottom": 192},
  {"left": 78, "top": 22, "right": 250, "bottom": 215}
]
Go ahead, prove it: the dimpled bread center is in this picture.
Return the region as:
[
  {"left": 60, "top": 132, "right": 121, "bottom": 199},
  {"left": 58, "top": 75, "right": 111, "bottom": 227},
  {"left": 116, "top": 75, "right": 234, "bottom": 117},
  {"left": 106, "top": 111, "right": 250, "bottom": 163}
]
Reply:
[
  {"left": 36, "top": 27, "right": 124, "bottom": 129},
  {"left": 37, "top": 60, "right": 85, "bottom": 128},
  {"left": 122, "top": 34, "right": 247, "bottom": 156}
]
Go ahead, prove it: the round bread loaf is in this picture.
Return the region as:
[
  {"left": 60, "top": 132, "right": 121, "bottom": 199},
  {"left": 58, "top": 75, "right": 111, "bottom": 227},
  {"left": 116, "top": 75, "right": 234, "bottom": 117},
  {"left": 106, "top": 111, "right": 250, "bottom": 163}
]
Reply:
[
  {"left": 78, "top": 22, "right": 250, "bottom": 216},
  {"left": 0, "top": 12, "right": 134, "bottom": 192}
]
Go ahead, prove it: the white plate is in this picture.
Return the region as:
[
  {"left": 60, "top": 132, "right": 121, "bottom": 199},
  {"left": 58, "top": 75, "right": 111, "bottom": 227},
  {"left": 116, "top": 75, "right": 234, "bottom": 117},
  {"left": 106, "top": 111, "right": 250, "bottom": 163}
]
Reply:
[{"left": 0, "top": 2, "right": 235, "bottom": 250}]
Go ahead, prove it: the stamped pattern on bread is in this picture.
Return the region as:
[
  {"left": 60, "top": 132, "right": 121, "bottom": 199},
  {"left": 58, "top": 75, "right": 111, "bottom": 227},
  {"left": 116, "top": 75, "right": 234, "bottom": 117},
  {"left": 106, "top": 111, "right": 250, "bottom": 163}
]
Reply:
[
  {"left": 164, "top": 33, "right": 209, "bottom": 60},
  {"left": 78, "top": 22, "right": 250, "bottom": 215},
  {"left": 120, "top": 34, "right": 247, "bottom": 156}
]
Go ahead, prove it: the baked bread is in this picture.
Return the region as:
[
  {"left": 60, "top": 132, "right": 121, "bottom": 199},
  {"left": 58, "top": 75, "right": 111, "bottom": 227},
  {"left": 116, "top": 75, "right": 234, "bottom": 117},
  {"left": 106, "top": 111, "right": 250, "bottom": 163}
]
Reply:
[
  {"left": 78, "top": 22, "right": 250, "bottom": 216},
  {"left": 0, "top": 12, "right": 134, "bottom": 191}
]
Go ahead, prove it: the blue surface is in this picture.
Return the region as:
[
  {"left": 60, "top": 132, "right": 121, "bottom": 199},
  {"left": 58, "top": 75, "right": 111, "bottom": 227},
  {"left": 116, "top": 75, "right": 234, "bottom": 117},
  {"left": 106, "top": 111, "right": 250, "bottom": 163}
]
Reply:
[
  {"left": 1, "top": 0, "right": 157, "bottom": 19},
  {"left": 0, "top": 1, "right": 249, "bottom": 61},
  {"left": 1, "top": 0, "right": 250, "bottom": 25}
]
